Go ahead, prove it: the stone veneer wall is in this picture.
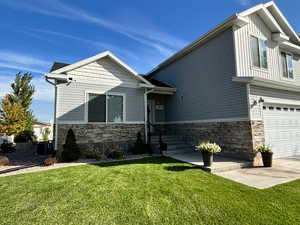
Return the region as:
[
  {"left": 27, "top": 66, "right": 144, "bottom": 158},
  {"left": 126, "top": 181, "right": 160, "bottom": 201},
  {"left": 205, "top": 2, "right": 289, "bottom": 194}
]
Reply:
[
  {"left": 56, "top": 124, "right": 144, "bottom": 159},
  {"left": 155, "top": 121, "right": 264, "bottom": 161}
]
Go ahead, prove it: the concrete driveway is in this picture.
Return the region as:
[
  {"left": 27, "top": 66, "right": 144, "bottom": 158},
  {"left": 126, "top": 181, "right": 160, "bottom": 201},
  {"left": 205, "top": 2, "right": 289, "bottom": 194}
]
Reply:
[{"left": 215, "top": 156, "right": 300, "bottom": 189}]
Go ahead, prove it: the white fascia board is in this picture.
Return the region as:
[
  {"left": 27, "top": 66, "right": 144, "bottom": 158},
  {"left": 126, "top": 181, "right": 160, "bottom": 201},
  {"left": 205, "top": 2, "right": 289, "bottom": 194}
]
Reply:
[
  {"left": 45, "top": 73, "right": 68, "bottom": 80},
  {"left": 280, "top": 41, "right": 300, "bottom": 54},
  {"left": 232, "top": 76, "right": 300, "bottom": 93},
  {"left": 52, "top": 51, "right": 110, "bottom": 74},
  {"left": 265, "top": 2, "right": 300, "bottom": 44},
  {"left": 258, "top": 7, "right": 284, "bottom": 33},
  {"left": 50, "top": 51, "right": 152, "bottom": 86},
  {"left": 238, "top": 3, "right": 265, "bottom": 17}
]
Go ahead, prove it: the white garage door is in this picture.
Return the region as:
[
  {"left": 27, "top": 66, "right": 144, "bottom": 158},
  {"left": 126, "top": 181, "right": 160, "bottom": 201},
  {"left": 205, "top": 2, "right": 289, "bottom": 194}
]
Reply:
[{"left": 263, "top": 104, "right": 300, "bottom": 158}]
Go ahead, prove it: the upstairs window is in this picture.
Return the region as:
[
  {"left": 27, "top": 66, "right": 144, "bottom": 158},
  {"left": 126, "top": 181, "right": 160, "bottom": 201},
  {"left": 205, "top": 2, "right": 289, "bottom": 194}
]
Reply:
[
  {"left": 250, "top": 36, "right": 268, "bottom": 69},
  {"left": 281, "top": 52, "right": 294, "bottom": 79},
  {"left": 87, "top": 93, "right": 124, "bottom": 123}
]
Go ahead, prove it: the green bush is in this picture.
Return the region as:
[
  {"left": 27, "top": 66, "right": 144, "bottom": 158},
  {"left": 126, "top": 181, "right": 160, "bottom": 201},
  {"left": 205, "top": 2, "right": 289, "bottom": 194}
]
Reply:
[
  {"left": 134, "top": 132, "right": 147, "bottom": 154},
  {"left": 14, "top": 130, "right": 35, "bottom": 143},
  {"left": 61, "top": 129, "right": 80, "bottom": 162}
]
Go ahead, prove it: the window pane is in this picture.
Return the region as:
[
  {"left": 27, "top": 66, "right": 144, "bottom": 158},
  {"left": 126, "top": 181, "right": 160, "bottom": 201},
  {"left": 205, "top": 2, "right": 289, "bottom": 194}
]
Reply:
[
  {"left": 259, "top": 40, "right": 268, "bottom": 69},
  {"left": 251, "top": 36, "right": 260, "bottom": 67},
  {"left": 107, "top": 95, "right": 123, "bottom": 122},
  {"left": 281, "top": 52, "right": 288, "bottom": 78},
  {"left": 88, "top": 94, "right": 106, "bottom": 122},
  {"left": 287, "top": 54, "right": 294, "bottom": 79}
]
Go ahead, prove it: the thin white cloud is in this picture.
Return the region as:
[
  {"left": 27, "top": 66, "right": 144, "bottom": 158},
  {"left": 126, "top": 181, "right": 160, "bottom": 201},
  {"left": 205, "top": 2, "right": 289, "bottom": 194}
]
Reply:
[
  {"left": 0, "top": 51, "right": 49, "bottom": 67},
  {"left": 27, "top": 28, "right": 139, "bottom": 60},
  {"left": 0, "top": 51, "right": 51, "bottom": 74},
  {"left": 0, "top": 74, "right": 53, "bottom": 102},
  {"left": 0, "top": 62, "right": 45, "bottom": 74},
  {"left": 1, "top": 0, "right": 186, "bottom": 57}
]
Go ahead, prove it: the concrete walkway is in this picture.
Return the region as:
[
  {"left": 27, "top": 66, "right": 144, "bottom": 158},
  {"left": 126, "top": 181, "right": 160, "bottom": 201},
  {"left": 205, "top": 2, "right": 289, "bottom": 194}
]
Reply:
[
  {"left": 164, "top": 151, "right": 252, "bottom": 172},
  {"left": 216, "top": 156, "right": 300, "bottom": 189},
  {"left": 165, "top": 151, "right": 300, "bottom": 189}
]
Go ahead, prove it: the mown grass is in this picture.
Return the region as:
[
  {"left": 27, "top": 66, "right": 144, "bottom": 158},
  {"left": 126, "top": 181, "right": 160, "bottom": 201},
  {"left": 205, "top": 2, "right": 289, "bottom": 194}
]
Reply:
[{"left": 0, "top": 157, "right": 299, "bottom": 225}]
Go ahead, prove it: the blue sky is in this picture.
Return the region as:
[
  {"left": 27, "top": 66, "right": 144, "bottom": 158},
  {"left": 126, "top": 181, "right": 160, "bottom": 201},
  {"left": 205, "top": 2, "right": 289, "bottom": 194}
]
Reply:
[{"left": 0, "top": 0, "right": 299, "bottom": 123}]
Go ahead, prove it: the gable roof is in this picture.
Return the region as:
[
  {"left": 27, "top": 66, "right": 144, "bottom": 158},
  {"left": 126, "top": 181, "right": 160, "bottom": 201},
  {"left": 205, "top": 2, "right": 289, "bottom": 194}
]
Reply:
[
  {"left": 239, "top": 1, "right": 300, "bottom": 44},
  {"left": 47, "top": 51, "right": 152, "bottom": 85},
  {"left": 147, "top": 1, "right": 299, "bottom": 76},
  {"left": 143, "top": 76, "right": 174, "bottom": 88},
  {"left": 49, "top": 62, "right": 70, "bottom": 72}
]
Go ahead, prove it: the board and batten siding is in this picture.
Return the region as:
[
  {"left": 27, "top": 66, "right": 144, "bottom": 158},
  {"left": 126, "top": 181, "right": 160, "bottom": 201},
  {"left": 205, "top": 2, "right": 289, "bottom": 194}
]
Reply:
[
  {"left": 234, "top": 13, "right": 300, "bottom": 85},
  {"left": 249, "top": 85, "right": 300, "bottom": 120},
  {"left": 56, "top": 57, "right": 144, "bottom": 123},
  {"left": 150, "top": 29, "right": 249, "bottom": 122}
]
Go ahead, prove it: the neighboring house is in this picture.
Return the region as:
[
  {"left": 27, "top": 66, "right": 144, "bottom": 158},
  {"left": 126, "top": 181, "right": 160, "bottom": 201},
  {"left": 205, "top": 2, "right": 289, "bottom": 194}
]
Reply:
[
  {"left": 33, "top": 122, "right": 53, "bottom": 141},
  {"left": 45, "top": 1, "right": 300, "bottom": 162}
]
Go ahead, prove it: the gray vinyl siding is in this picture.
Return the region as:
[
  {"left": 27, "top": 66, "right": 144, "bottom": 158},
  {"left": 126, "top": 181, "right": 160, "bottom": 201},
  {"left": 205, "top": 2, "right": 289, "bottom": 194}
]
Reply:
[
  {"left": 249, "top": 85, "right": 300, "bottom": 120},
  {"left": 57, "top": 82, "right": 144, "bottom": 122},
  {"left": 234, "top": 13, "right": 300, "bottom": 86},
  {"left": 150, "top": 29, "right": 249, "bottom": 122}
]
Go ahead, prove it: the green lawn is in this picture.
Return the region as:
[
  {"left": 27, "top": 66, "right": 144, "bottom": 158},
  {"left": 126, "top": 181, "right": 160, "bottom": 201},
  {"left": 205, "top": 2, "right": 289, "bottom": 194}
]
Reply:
[{"left": 0, "top": 157, "right": 299, "bottom": 225}]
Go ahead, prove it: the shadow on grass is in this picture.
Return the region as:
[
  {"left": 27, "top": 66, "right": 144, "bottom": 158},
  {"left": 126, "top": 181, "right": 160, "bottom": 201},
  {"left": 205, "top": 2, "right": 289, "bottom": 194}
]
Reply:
[
  {"left": 164, "top": 165, "right": 200, "bottom": 172},
  {"left": 90, "top": 156, "right": 181, "bottom": 168}
]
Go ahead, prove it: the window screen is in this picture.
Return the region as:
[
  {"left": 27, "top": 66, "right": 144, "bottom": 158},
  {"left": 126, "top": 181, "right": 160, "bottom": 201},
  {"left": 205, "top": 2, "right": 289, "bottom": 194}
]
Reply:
[
  {"left": 107, "top": 95, "right": 123, "bottom": 122},
  {"left": 88, "top": 94, "right": 106, "bottom": 122},
  {"left": 251, "top": 36, "right": 260, "bottom": 67}
]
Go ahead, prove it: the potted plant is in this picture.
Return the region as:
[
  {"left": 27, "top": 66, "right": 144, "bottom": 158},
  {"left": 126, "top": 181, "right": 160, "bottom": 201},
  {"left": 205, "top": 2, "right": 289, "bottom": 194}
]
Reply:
[
  {"left": 256, "top": 144, "right": 273, "bottom": 167},
  {"left": 195, "top": 141, "right": 221, "bottom": 167}
]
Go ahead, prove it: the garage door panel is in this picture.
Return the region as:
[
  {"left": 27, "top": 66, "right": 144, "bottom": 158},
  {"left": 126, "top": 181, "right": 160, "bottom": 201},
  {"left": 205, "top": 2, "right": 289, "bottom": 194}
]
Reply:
[{"left": 263, "top": 104, "right": 300, "bottom": 158}]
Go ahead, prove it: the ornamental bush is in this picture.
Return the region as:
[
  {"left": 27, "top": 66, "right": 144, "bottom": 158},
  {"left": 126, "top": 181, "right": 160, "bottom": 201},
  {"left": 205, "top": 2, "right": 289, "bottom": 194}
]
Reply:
[
  {"left": 61, "top": 129, "right": 80, "bottom": 162},
  {"left": 195, "top": 141, "right": 221, "bottom": 153},
  {"left": 256, "top": 144, "right": 272, "bottom": 153}
]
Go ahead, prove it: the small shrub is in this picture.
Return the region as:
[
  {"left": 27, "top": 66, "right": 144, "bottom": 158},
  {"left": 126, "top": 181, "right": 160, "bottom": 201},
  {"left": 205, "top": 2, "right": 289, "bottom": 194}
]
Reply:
[
  {"left": 195, "top": 141, "right": 221, "bottom": 153},
  {"left": 134, "top": 132, "right": 147, "bottom": 154},
  {"left": 14, "top": 130, "right": 35, "bottom": 143},
  {"left": 44, "top": 157, "right": 58, "bottom": 166},
  {"left": 0, "top": 141, "right": 15, "bottom": 153},
  {"left": 109, "top": 151, "right": 124, "bottom": 159},
  {"left": 61, "top": 129, "right": 80, "bottom": 162},
  {"left": 256, "top": 144, "right": 272, "bottom": 153}
]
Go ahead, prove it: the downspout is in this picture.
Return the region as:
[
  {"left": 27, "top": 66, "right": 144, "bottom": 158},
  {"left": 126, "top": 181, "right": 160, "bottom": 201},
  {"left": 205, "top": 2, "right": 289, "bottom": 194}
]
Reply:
[
  {"left": 144, "top": 88, "right": 155, "bottom": 144},
  {"left": 45, "top": 77, "right": 58, "bottom": 151}
]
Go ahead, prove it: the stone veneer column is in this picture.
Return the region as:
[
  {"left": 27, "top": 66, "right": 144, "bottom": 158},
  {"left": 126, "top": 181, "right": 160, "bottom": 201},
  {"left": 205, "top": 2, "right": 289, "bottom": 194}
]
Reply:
[{"left": 250, "top": 120, "right": 265, "bottom": 166}]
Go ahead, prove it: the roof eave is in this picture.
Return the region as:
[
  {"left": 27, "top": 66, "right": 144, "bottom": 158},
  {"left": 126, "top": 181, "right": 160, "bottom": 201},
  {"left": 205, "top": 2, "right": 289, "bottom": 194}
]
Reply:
[
  {"left": 232, "top": 76, "right": 300, "bottom": 93},
  {"left": 45, "top": 73, "right": 68, "bottom": 81}
]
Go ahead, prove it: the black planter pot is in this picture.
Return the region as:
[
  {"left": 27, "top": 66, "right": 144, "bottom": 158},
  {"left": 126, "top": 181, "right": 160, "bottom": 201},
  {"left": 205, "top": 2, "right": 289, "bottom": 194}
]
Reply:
[
  {"left": 261, "top": 152, "right": 273, "bottom": 167},
  {"left": 202, "top": 151, "right": 213, "bottom": 167}
]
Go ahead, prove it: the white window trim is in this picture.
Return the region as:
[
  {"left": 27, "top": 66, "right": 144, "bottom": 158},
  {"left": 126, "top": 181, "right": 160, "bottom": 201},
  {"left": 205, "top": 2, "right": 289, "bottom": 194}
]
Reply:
[
  {"left": 250, "top": 35, "right": 269, "bottom": 72},
  {"left": 85, "top": 90, "right": 126, "bottom": 124},
  {"left": 280, "top": 51, "right": 294, "bottom": 81}
]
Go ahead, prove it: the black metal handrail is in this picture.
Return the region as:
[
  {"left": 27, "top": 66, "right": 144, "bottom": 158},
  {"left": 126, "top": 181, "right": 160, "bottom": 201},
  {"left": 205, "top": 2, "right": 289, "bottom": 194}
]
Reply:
[{"left": 147, "top": 121, "right": 165, "bottom": 154}]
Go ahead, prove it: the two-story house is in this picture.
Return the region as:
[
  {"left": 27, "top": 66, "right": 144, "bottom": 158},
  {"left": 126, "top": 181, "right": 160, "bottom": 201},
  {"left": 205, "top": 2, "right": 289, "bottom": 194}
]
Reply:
[{"left": 46, "top": 1, "right": 300, "bottom": 162}]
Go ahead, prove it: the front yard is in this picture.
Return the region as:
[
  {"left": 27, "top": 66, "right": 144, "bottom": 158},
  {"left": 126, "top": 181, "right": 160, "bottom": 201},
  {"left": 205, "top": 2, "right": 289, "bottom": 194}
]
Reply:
[{"left": 0, "top": 157, "right": 299, "bottom": 225}]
